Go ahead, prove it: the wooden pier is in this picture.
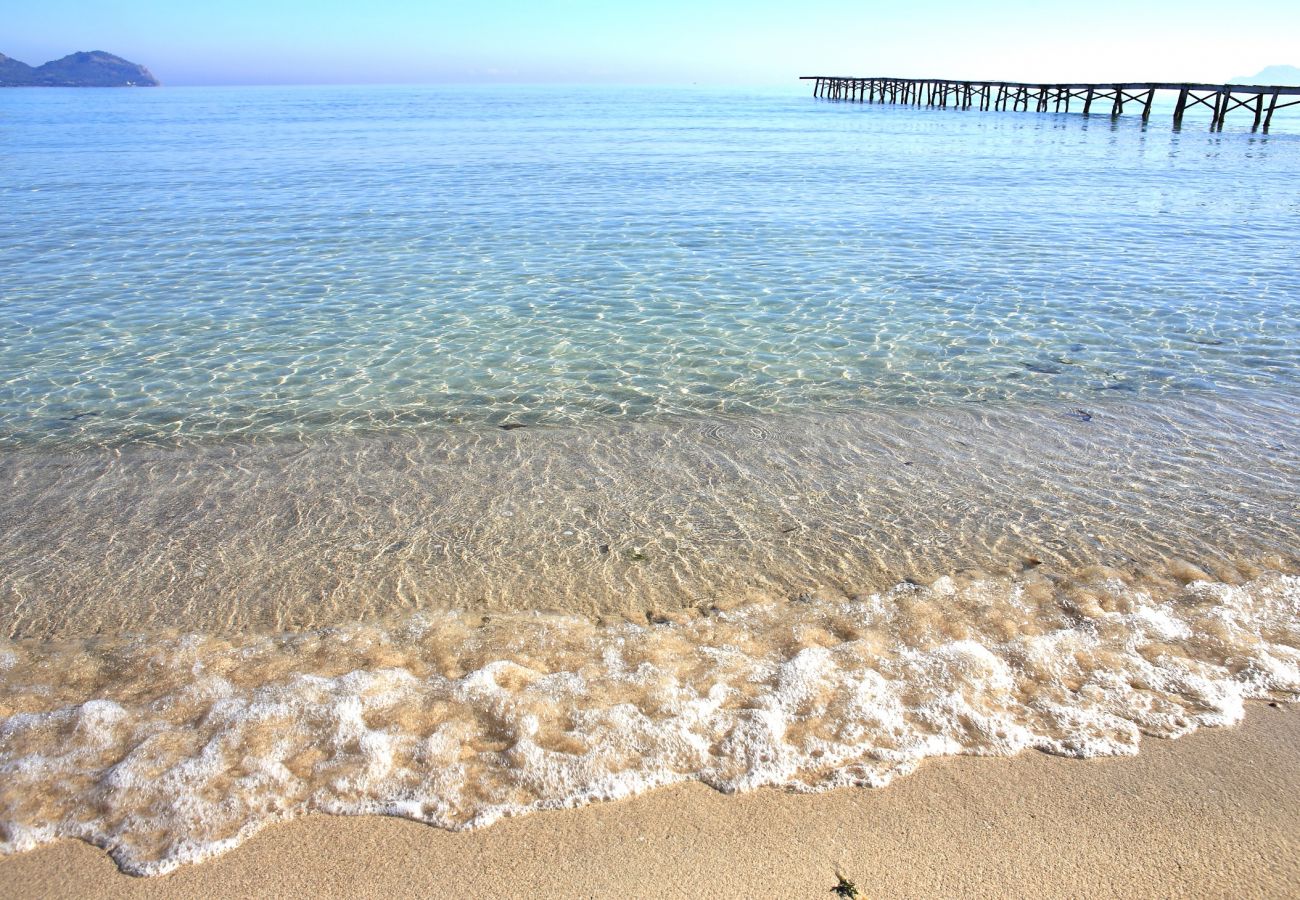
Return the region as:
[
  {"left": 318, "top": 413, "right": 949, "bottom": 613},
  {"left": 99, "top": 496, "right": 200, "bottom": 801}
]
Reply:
[{"left": 800, "top": 76, "right": 1300, "bottom": 130}]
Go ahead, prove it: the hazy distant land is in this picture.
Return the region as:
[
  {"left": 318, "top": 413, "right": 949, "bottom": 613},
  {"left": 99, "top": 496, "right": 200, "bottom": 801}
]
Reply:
[
  {"left": 0, "top": 51, "right": 158, "bottom": 87},
  {"left": 1230, "top": 64, "right": 1300, "bottom": 85}
]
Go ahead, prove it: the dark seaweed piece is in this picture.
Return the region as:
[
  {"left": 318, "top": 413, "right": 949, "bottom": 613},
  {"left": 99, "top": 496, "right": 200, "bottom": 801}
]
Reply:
[
  {"left": 832, "top": 874, "right": 862, "bottom": 899},
  {"left": 499, "top": 422, "right": 526, "bottom": 431}
]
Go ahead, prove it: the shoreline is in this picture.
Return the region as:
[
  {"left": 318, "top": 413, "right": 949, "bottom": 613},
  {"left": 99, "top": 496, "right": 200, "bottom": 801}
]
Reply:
[{"left": 3, "top": 703, "right": 1296, "bottom": 899}]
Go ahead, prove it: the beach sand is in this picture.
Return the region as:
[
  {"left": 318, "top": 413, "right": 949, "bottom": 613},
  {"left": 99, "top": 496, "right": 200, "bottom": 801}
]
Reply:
[{"left": 2, "top": 703, "right": 1295, "bottom": 899}]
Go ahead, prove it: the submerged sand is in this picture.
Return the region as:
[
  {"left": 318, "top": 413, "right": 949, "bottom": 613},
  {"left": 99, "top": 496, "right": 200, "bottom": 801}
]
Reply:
[
  {"left": 2, "top": 392, "right": 1297, "bottom": 876},
  {"left": 2, "top": 704, "right": 1295, "bottom": 899}
]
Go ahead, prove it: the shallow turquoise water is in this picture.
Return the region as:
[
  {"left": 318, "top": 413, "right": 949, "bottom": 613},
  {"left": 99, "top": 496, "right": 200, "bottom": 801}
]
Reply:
[{"left": 2, "top": 85, "right": 1298, "bottom": 447}]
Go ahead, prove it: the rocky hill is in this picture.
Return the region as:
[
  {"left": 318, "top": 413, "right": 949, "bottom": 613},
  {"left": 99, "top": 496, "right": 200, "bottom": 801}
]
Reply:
[{"left": 0, "top": 51, "right": 159, "bottom": 87}]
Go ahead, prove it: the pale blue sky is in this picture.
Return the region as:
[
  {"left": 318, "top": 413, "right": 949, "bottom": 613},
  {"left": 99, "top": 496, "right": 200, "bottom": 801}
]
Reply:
[{"left": 4, "top": 0, "right": 1296, "bottom": 86}]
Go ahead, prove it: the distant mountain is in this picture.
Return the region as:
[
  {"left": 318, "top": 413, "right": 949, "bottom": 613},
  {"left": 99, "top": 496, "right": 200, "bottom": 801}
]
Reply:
[
  {"left": 1229, "top": 65, "right": 1300, "bottom": 86},
  {"left": 0, "top": 51, "right": 159, "bottom": 87},
  {"left": 0, "top": 53, "right": 37, "bottom": 83}
]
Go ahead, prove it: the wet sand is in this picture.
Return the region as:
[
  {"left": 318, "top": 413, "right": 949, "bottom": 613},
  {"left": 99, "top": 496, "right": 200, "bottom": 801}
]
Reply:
[{"left": 3, "top": 704, "right": 1295, "bottom": 899}]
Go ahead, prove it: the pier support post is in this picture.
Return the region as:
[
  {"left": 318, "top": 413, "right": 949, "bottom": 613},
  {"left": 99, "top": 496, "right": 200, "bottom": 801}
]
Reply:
[
  {"left": 1263, "top": 89, "right": 1280, "bottom": 130},
  {"left": 1083, "top": 87, "right": 1094, "bottom": 114},
  {"left": 1173, "top": 87, "right": 1188, "bottom": 124},
  {"left": 1142, "top": 89, "right": 1156, "bottom": 120},
  {"left": 1252, "top": 93, "right": 1264, "bottom": 129},
  {"left": 1212, "top": 88, "right": 1228, "bottom": 128},
  {"left": 1112, "top": 86, "right": 1124, "bottom": 116}
]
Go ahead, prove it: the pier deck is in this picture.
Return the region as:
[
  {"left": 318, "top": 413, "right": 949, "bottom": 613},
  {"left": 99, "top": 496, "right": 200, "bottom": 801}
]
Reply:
[{"left": 800, "top": 76, "right": 1300, "bottom": 130}]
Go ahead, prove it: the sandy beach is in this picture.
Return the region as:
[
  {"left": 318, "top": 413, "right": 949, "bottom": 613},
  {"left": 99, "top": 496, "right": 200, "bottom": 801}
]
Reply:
[{"left": 2, "top": 703, "right": 1294, "bottom": 899}]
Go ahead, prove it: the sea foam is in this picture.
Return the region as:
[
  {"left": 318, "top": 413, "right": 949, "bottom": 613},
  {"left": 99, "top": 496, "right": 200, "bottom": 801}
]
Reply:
[{"left": 1, "top": 571, "right": 1296, "bottom": 875}]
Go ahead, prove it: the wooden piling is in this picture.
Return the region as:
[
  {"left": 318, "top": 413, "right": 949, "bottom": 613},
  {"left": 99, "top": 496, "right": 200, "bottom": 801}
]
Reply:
[{"left": 1264, "top": 89, "right": 1280, "bottom": 130}]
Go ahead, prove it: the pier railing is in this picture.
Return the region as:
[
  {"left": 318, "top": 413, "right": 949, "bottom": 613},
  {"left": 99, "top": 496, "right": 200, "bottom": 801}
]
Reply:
[{"left": 800, "top": 76, "right": 1300, "bottom": 130}]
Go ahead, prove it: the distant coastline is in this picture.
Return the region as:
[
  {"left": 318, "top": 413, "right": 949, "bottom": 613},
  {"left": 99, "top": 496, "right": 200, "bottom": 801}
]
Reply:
[
  {"left": 1230, "top": 64, "right": 1300, "bottom": 85},
  {"left": 0, "top": 50, "right": 158, "bottom": 87}
]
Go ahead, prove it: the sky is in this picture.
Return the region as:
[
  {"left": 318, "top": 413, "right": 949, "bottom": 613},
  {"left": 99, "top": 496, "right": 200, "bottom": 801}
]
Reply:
[{"left": 4, "top": 0, "right": 1298, "bottom": 86}]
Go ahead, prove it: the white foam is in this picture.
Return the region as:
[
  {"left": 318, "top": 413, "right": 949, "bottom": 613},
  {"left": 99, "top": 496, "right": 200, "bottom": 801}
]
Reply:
[{"left": 0, "top": 572, "right": 1296, "bottom": 875}]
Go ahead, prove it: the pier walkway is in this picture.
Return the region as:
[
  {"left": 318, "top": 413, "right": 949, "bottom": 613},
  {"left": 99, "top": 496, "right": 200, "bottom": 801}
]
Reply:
[{"left": 800, "top": 76, "right": 1300, "bottom": 130}]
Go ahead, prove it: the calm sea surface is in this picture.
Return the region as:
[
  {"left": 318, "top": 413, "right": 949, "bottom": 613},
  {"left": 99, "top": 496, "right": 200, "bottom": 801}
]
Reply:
[
  {"left": 0, "top": 86, "right": 1297, "bottom": 874},
  {"left": 3, "top": 86, "right": 1298, "bottom": 445}
]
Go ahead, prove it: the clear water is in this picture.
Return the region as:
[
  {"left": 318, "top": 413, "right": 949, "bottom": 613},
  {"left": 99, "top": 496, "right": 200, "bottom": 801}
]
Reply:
[
  {"left": 0, "top": 86, "right": 1298, "bottom": 875},
  {"left": 3, "top": 86, "right": 1298, "bottom": 447}
]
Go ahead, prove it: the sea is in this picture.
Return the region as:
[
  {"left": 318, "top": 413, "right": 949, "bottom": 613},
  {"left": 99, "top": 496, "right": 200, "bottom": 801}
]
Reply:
[{"left": 1, "top": 84, "right": 1298, "bottom": 874}]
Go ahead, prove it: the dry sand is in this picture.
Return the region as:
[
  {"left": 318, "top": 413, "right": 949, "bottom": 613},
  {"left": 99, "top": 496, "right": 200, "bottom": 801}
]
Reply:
[{"left": 3, "top": 704, "right": 1296, "bottom": 899}]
